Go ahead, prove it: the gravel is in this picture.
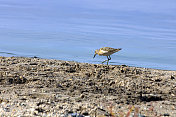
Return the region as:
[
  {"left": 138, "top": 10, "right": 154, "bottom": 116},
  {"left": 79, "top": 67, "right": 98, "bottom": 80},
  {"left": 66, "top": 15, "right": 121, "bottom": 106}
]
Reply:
[{"left": 0, "top": 56, "right": 176, "bottom": 116}]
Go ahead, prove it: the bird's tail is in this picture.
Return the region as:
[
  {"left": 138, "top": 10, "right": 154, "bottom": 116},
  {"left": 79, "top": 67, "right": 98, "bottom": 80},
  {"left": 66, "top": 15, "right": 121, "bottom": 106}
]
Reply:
[{"left": 115, "top": 48, "right": 122, "bottom": 52}]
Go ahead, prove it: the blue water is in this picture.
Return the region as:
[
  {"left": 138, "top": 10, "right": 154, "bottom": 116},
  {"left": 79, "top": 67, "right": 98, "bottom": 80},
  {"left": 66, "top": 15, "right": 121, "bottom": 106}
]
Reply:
[{"left": 0, "top": 0, "right": 176, "bottom": 70}]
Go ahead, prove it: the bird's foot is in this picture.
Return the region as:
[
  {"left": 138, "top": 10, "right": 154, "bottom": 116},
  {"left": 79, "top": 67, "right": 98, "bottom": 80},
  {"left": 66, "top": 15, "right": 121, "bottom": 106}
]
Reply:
[{"left": 102, "top": 60, "right": 109, "bottom": 65}]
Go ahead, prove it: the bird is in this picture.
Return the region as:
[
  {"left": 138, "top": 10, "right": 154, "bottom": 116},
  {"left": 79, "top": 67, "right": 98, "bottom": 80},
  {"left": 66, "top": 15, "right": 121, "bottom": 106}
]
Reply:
[{"left": 93, "top": 47, "right": 122, "bottom": 65}]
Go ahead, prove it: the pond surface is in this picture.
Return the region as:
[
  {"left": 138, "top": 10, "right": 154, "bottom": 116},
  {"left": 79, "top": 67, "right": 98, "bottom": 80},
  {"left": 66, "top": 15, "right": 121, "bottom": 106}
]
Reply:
[{"left": 0, "top": 0, "right": 176, "bottom": 70}]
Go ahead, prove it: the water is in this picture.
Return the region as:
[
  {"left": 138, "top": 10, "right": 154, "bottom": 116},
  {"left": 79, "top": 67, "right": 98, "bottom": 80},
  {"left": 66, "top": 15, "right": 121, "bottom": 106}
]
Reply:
[{"left": 0, "top": 0, "right": 176, "bottom": 70}]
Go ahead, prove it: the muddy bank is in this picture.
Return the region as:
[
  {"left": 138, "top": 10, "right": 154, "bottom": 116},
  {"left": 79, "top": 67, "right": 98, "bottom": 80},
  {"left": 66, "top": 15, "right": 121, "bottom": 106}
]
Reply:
[{"left": 0, "top": 56, "right": 176, "bottom": 116}]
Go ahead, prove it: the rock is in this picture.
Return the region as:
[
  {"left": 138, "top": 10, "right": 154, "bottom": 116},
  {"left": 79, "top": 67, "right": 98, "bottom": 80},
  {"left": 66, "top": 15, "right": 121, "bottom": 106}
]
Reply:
[
  {"left": 171, "top": 75, "right": 175, "bottom": 80},
  {"left": 6, "top": 76, "right": 27, "bottom": 84},
  {"left": 4, "top": 107, "right": 10, "bottom": 112},
  {"left": 138, "top": 114, "right": 146, "bottom": 117},
  {"left": 29, "top": 62, "right": 38, "bottom": 65},
  {"left": 164, "top": 113, "right": 170, "bottom": 116},
  {"left": 82, "top": 111, "right": 89, "bottom": 116},
  {"left": 35, "top": 108, "right": 45, "bottom": 113}
]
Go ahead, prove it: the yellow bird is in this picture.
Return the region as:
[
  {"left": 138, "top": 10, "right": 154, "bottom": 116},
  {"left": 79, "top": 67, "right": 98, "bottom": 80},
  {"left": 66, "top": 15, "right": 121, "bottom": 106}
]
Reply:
[{"left": 93, "top": 47, "right": 122, "bottom": 65}]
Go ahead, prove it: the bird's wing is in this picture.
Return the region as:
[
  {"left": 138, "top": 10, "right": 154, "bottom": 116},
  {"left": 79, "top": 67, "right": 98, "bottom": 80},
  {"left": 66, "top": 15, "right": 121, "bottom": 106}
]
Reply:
[{"left": 102, "top": 47, "right": 115, "bottom": 51}]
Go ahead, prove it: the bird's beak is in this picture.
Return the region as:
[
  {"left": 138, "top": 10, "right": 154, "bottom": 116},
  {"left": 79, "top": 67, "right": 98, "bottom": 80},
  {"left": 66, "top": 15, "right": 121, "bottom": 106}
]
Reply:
[{"left": 93, "top": 54, "right": 96, "bottom": 58}]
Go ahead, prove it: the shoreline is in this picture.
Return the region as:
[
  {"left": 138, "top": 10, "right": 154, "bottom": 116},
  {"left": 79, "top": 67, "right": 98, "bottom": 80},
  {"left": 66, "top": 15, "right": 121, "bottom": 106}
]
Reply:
[{"left": 0, "top": 56, "right": 176, "bottom": 116}]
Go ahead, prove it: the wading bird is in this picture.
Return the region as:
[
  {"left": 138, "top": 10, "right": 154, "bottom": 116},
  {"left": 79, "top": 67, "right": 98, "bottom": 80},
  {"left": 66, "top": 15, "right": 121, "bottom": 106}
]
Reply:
[{"left": 93, "top": 47, "right": 122, "bottom": 65}]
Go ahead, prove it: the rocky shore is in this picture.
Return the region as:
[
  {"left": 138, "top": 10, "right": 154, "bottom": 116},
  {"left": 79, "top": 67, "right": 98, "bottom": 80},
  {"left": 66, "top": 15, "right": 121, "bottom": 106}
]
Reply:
[{"left": 0, "top": 56, "right": 176, "bottom": 116}]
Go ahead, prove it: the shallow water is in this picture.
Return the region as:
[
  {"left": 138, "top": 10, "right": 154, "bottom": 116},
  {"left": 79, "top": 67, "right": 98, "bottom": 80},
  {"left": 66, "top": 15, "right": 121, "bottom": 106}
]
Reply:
[{"left": 0, "top": 0, "right": 176, "bottom": 70}]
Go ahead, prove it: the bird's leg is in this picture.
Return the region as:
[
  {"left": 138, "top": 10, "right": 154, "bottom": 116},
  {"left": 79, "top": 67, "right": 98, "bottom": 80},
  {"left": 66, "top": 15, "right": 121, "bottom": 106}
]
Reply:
[
  {"left": 106, "top": 56, "right": 111, "bottom": 65},
  {"left": 107, "top": 56, "right": 110, "bottom": 65},
  {"left": 102, "top": 56, "right": 109, "bottom": 64},
  {"left": 108, "top": 56, "right": 111, "bottom": 60},
  {"left": 107, "top": 60, "right": 109, "bottom": 65},
  {"left": 102, "top": 59, "right": 108, "bottom": 64}
]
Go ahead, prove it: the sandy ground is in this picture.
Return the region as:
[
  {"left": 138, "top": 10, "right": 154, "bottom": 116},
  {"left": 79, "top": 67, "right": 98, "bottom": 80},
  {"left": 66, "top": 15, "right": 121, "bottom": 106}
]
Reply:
[{"left": 0, "top": 56, "right": 176, "bottom": 117}]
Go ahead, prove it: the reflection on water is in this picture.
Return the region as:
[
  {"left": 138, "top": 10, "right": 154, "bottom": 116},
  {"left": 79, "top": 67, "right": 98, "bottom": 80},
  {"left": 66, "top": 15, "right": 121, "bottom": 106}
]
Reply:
[{"left": 0, "top": 0, "right": 176, "bottom": 70}]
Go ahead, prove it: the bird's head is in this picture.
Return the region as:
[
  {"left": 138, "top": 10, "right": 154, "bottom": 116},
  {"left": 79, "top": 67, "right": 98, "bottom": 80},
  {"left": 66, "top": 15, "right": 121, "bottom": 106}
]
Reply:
[{"left": 93, "top": 49, "right": 99, "bottom": 58}]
